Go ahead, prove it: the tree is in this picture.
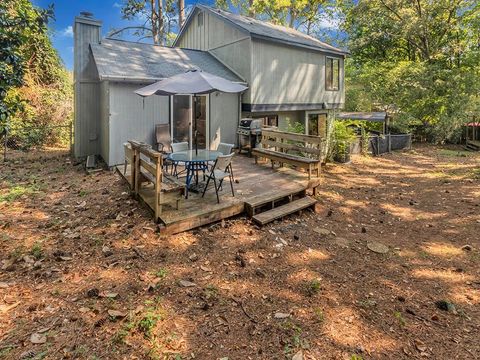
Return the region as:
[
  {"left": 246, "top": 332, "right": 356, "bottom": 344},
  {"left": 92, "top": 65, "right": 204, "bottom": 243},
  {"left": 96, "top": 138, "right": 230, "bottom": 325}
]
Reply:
[
  {"left": 110, "top": 0, "right": 181, "bottom": 45},
  {"left": 217, "top": 0, "right": 332, "bottom": 32},
  {"left": 338, "top": 0, "right": 480, "bottom": 142},
  {"left": 1, "top": 0, "right": 71, "bottom": 149}
]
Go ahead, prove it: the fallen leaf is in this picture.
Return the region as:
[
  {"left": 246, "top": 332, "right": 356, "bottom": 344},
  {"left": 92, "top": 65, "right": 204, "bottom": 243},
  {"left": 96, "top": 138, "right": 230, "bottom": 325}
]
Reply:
[
  {"left": 100, "top": 292, "right": 118, "bottom": 299},
  {"left": 0, "top": 301, "right": 20, "bottom": 314}
]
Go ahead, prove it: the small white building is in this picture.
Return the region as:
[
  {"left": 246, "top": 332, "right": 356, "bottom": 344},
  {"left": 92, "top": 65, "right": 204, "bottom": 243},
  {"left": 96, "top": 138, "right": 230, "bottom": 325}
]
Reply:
[{"left": 73, "top": 5, "right": 347, "bottom": 166}]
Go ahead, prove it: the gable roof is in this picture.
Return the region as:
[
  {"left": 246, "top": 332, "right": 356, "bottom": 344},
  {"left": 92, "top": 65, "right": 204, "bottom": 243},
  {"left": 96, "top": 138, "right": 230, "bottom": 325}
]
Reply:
[
  {"left": 90, "top": 38, "right": 244, "bottom": 83},
  {"left": 175, "top": 5, "right": 347, "bottom": 56}
]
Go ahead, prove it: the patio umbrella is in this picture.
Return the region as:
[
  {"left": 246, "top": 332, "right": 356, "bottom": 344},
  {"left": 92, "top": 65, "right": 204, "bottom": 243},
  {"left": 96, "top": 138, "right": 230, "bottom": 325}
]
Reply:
[{"left": 135, "top": 70, "right": 248, "bottom": 154}]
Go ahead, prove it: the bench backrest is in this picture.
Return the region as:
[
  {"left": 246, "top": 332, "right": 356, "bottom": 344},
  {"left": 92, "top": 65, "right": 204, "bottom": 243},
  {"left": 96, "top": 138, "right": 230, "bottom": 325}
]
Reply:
[{"left": 260, "top": 129, "right": 325, "bottom": 160}]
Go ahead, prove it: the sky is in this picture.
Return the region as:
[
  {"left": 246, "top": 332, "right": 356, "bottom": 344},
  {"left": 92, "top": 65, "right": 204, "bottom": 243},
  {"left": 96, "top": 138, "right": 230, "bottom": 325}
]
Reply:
[
  {"left": 32, "top": 0, "right": 209, "bottom": 70},
  {"left": 32, "top": 0, "right": 340, "bottom": 71}
]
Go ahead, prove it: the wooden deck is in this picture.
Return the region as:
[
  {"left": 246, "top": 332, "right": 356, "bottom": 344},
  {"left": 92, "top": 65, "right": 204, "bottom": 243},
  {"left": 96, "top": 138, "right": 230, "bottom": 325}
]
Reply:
[{"left": 116, "top": 154, "right": 320, "bottom": 234}]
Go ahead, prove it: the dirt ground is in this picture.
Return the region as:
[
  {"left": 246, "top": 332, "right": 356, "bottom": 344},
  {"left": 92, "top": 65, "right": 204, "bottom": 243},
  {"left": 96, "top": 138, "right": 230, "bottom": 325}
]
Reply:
[{"left": 1, "top": 144, "right": 479, "bottom": 360}]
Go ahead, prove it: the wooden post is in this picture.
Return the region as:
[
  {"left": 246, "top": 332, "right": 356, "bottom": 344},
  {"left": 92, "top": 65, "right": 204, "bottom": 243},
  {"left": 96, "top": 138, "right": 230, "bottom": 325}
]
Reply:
[
  {"left": 134, "top": 147, "right": 140, "bottom": 196},
  {"left": 154, "top": 155, "right": 162, "bottom": 220}
]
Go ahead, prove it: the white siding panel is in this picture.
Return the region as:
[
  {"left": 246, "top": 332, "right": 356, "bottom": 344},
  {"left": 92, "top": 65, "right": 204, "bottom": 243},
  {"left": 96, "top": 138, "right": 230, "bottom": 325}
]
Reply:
[
  {"left": 108, "top": 83, "right": 169, "bottom": 166},
  {"left": 251, "top": 39, "right": 345, "bottom": 106}
]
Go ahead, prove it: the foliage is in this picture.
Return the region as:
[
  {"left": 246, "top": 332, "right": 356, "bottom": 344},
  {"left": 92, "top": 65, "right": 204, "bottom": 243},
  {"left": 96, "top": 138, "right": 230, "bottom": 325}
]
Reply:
[
  {"left": 285, "top": 120, "right": 305, "bottom": 134},
  {"left": 0, "top": 183, "right": 39, "bottom": 202},
  {"left": 338, "top": 0, "right": 480, "bottom": 143},
  {"left": 114, "top": 0, "right": 181, "bottom": 45},
  {"left": 216, "top": 0, "right": 335, "bottom": 35},
  {"left": 332, "top": 120, "right": 356, "bottom": 158},
  {"left": 0, "top": 0, "right": 72, "bottom": 149}
]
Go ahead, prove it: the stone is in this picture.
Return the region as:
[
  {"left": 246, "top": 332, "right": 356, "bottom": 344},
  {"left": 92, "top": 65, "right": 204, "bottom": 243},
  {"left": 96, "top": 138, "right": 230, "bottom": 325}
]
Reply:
[
  {"left": 255, "top": 268, "right": 267, "bottom": 278},
  {"left": 108, "top": 310, "right": 127, "bottom": 318},
  {"left": 292, "top": 350, "right": 303, "bottom": 360},
  {"left": 188, "top": 253, "right": 198, "bottom": 262},
  {"left": 274, "top": 312, "right": 290, "bottom": 319},
  {"left": 179, "top": 280, "right": 196, "bottom": 287},
  {"left": 333, "top": 237, "right": 351, "bottom": 248},
  {"left": 461, "top": 245, "right": 473, "bottom": 251},
  {"left": 367, "top": 241, "right": 389, "bottom": 254},
  {"left": 313, "top": 227, "right": 330, "bottom": 236},
  {"left": 1, "top": 259, "right": 15, "bottom": 272},
  {"left": 30, "top": 332, "right": 47, "bottom": 344},
  {"left": 102, "top": 246, "right": 113, "bottom": 257}
]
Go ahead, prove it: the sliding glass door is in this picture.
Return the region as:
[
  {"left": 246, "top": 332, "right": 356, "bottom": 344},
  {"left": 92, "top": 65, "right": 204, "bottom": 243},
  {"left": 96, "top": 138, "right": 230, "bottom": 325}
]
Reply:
[{"left": 171, "top": 95, "right": 208, "bottom": 149}]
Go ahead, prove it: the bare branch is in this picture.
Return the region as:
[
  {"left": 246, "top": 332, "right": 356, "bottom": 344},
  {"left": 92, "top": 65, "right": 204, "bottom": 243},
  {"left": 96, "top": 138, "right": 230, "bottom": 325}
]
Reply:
[{"left": 107, "top": 26, "right": 153, "bottom": 38}]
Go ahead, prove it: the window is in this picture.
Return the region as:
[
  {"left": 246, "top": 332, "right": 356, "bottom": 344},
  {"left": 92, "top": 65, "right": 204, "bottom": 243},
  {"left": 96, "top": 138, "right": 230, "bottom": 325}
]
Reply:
[
  {"left": 308, "top": 113, "right": 327, "bottom": 137},
  {"left": 254, "top": 115, "right": 278, "bottom": 127},
  {"left": 197, "top": 12, "right": 203, "bottom": 27},
  {"left": 325, "top": 57, "right": 340, "bottom": 91}
]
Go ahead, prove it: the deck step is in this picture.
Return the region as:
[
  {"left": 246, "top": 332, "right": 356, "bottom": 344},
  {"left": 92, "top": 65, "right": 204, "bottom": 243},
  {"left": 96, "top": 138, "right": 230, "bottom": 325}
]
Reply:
[
  {"left": 252, "top": 196, "right": 316, "bottom": 225},
  {"left": 245, "top": 187, "right": 306, "bottom": 216}
]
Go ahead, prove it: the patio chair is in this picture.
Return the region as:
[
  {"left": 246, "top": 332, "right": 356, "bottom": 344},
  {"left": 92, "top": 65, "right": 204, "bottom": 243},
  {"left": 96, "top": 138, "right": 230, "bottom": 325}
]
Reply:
[
  {"left": 201, "top": 153, "right": 235, "bottom": 203},
  {"left": 211, "top": 142, "right": 235, "bottom": 173},
  {"left": 171, "top": 141, "right": 189, "bottom": 177},
  {"left": 155, "top": 124, "right": 173, "bottom": 173},
  {"left": 216, "top": 142, "right": 235, "bottom": 155}
]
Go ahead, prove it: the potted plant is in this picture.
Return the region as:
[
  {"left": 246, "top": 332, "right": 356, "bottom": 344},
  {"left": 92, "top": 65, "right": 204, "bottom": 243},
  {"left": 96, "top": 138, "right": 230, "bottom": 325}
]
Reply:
[{"left": 333, "top": 121, "right": 356, "bottom": 163}]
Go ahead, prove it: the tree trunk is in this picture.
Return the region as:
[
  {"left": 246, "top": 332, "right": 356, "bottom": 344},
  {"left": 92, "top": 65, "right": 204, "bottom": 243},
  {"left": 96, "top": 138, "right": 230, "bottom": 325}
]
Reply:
[
  {"left": 178, "top": 0, "right": 185, "bottom": 28},
  {"left": 248, "top": 0, "right": 255, "bottom": 17}
]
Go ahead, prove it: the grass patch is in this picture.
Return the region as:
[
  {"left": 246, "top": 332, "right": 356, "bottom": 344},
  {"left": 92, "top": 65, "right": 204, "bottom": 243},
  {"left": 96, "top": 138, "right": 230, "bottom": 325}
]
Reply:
[
  {"left": 438, "top": 149, "right": 472, "bottom": 157},
  {"left": 0, "top": 183, "right": 39, "bottom": 202},
  {"left": 305, "top": 279, "right": 321, "bottom": 296},
  {"left": 153, "top": 268, "right": 167, "bottom": 279},
  {"left": 31, "top": 242, "right": 44, "bottom": 260},
  {"left": 468, "top": 167, "right": 480, "bottom": 180}
]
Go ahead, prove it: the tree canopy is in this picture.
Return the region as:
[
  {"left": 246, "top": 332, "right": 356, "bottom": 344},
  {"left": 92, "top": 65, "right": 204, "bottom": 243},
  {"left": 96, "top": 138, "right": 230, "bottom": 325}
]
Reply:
[
  {"left": 339, "top": 0, "right": 480, "bottom": 141},
  {"left": 0, "top": 0, "right": 71, "bottom": 148}
]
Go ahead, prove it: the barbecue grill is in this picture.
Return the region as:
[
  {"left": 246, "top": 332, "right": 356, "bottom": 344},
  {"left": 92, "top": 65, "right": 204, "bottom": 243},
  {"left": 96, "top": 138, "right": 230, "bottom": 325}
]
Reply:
[{"left": 237, "top": 118, "right": 262, "bottom": 156}]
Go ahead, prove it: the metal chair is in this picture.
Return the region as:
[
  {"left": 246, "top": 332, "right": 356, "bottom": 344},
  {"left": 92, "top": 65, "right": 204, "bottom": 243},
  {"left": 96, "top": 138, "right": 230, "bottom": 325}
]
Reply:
[
  {"left": 171, "top": 141, "right": 189, "bottom": 176},
  {"left": 201, "top": 153, "right": 235, "bottom": 203},
  {"left": 155, "top": 124, "right": 172, "bottom": 173}
]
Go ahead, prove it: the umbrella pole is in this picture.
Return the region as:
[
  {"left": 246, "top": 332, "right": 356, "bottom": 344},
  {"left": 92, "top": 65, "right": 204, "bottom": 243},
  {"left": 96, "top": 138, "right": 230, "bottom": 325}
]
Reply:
[{"left": 194, "top": 94, "right": 198, "bottom": 155}]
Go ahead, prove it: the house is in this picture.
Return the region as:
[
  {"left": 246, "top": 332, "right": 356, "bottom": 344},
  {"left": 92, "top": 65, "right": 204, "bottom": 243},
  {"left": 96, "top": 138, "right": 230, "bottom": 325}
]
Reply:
[{"left": 73, "top": 5, "right": 346, "bottom": 166}]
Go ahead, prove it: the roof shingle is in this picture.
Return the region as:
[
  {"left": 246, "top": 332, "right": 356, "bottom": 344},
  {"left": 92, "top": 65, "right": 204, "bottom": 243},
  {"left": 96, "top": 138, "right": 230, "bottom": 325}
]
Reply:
[
  {"left": 193, "top": 5, "right": 346, "bottom": 55},
  {"left": 90, "top": 39, "right": 243, "bottom": 82}
]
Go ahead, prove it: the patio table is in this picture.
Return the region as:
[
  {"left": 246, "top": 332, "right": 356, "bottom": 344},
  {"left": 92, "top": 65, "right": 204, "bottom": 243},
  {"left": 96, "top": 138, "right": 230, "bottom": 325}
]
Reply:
[{"left": 168, "top": 150, "right": 222, "bottom": 198}]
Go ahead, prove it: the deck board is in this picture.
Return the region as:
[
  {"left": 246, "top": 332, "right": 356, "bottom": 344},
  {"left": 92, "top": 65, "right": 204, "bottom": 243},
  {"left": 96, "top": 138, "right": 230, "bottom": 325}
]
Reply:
[{"left": 116, "top": 155, "right": 319, "bottom": 233}]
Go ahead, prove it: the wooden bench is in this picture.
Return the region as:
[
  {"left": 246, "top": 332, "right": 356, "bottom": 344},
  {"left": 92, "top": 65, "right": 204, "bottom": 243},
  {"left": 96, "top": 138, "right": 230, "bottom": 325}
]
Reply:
[
  {"left": 252, "top": 129, "right": 325, "bottom": 179},
  {"left": 127, "top": 140, "right": 185, "bottom": 220}
]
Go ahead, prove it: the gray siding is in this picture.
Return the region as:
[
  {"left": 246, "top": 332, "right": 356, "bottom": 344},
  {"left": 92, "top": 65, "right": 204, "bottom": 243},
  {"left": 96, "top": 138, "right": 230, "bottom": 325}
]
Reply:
[
  {"left": 73, "top": 17, "right": 102, "bottom": 158},
  {"left": 177, "top": 8, "right": 251, "bottom": 101},
  {"left": 210, "top": 92, "right": 240, "bottom": 148},
  {"left": 108, "top": 82, "right": 169, "bottom": 166},
  {"left": 177, "top": 8, "right": 248, "bottom": 51},
  {"left": 250, "top": 39, "right": 345, "bottom": 107},
  {"left": 99, "top": 81, "right": 110, "bottom": 164}
]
